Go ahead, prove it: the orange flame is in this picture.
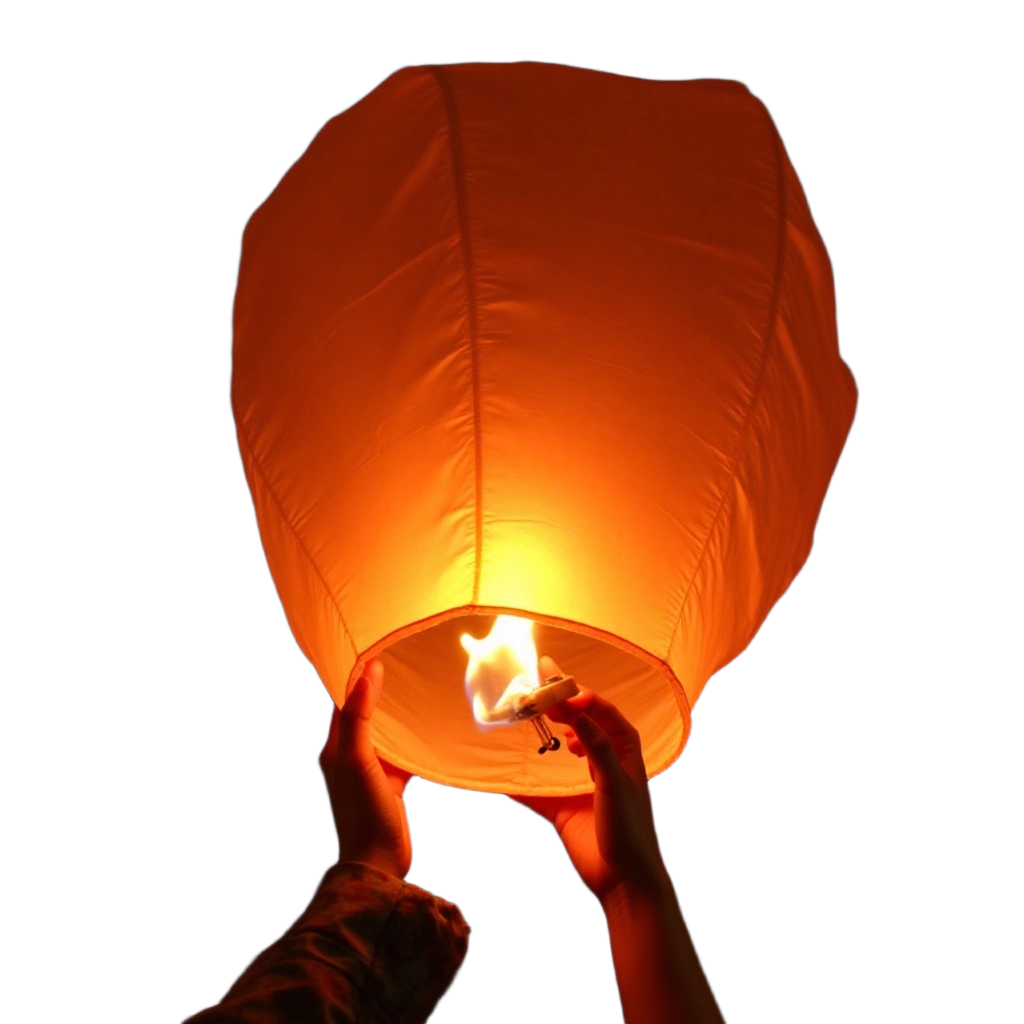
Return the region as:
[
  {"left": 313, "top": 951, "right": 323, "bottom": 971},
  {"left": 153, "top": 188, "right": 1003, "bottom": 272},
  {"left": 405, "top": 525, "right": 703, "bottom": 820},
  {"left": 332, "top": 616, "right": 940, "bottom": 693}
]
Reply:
[{"left": 460, "top": 615, "right": 540, "bottom": 725}]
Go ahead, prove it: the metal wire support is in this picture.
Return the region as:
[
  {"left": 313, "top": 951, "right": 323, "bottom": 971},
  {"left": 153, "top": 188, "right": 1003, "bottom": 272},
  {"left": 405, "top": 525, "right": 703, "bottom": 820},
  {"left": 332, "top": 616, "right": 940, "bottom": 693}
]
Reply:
[{"left": 531, "top": 715, "right": 561, "bottom": 754}]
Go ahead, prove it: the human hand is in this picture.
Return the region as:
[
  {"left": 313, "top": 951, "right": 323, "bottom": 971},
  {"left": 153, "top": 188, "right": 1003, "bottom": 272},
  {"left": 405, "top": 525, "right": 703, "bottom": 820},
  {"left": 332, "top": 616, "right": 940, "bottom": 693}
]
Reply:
[
  {"left": 512, "top": 656, "right": 668, "bottom": 906},
  {"left": 319, "top": 657, "right": 412, "bottom": 878}
]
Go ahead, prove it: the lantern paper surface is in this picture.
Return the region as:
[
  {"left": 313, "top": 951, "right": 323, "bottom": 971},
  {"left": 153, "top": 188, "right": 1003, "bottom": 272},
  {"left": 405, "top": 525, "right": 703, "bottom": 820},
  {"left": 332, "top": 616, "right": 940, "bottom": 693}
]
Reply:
[{"left": 232, "top": 62, "right": 857, "bottom": 795}]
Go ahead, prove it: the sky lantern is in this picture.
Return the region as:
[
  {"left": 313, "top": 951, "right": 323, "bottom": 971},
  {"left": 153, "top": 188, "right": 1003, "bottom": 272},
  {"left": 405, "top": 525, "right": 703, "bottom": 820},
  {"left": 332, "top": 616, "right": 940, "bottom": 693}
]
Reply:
[{"left": 232, "top": 61, "right": 857, "bottom": 796}]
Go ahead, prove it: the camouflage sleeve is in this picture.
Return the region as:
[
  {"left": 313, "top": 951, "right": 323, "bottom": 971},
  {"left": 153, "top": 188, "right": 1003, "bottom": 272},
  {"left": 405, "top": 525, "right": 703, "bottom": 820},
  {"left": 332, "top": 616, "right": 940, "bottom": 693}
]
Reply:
[{"left": 185, "top": 862, "right": 470, "bottom": 1024}]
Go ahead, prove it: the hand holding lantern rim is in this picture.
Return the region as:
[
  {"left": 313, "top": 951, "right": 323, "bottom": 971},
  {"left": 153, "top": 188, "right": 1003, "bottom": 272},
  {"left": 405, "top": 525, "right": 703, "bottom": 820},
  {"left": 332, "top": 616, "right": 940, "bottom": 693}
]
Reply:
[
  {"left": 319, "top": 657, "right": 412, "bottom": 878},
  {"left": 512, "top": 654, "right": 668, "bottom": 902}
]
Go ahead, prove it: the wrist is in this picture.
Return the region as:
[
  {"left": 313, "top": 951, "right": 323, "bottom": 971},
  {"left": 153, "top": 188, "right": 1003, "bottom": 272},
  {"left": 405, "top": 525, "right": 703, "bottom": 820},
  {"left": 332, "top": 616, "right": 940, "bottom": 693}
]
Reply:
[
  {"left": 600, "top": 860, "right": 675, "bottom": 918},
  {"left": 337, "top": 851, "right": 407, "bottom": 879}
]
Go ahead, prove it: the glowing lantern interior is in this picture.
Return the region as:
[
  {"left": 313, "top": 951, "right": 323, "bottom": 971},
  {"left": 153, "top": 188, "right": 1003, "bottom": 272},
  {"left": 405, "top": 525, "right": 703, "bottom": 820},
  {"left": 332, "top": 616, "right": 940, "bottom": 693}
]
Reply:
[{"left": 371, "top": 613, "right": 677, "bottom": 794}]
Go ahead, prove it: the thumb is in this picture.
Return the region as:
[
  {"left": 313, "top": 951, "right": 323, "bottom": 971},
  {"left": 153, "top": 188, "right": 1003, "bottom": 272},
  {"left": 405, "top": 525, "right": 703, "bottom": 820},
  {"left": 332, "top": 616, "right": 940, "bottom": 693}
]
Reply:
[
  {"left": 338, "top": 675, "right": 376, "bottom": 753},
  {"left": 573, "top": 713, "right": 628, "bottom": 792},
  {"left": 335, "top": 679, "right": 372, "bottom": 745},
  {"left": 341, "top": 657, "right": 385, "bottom": 718},
  {"left": 343, "top": 674, "right": 373, "bottom": 714}
]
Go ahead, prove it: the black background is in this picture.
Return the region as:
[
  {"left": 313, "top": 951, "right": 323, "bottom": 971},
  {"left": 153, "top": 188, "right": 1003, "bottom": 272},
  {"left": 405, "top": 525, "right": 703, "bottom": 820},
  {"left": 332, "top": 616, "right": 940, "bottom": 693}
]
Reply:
[{"left": 4, "top": 29, "right": 1019, "bottom": 1024}]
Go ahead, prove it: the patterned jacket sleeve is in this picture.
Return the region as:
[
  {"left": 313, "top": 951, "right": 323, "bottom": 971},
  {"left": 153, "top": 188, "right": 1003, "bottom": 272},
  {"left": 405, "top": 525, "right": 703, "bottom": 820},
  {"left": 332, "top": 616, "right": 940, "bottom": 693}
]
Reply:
[{"left": 184, "top": 862, "right": 470, "bottom": 1024}]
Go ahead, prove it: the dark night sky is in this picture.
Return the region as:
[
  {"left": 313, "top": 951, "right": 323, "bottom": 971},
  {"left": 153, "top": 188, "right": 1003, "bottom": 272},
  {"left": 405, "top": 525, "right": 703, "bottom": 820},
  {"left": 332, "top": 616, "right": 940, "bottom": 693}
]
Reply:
[{"left": 1, "top": 4, "right": 1019, "bottom": 1022}]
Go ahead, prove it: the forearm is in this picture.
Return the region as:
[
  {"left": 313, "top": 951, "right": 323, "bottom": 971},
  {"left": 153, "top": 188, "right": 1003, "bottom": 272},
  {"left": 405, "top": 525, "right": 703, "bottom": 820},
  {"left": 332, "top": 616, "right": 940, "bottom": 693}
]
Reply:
[
  {"left": 185, "top": 862, "right": 469, "bottom": 1024},
  {"left": 601, "top": 869, "right": 723, "bottom": 1024}
]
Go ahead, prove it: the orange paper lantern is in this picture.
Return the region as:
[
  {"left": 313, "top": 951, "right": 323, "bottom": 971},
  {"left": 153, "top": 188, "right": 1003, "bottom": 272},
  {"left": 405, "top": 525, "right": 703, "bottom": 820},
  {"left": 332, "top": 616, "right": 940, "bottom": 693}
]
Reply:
[{"left": 232, "top": 62, "right": 856, "bottom": 795}]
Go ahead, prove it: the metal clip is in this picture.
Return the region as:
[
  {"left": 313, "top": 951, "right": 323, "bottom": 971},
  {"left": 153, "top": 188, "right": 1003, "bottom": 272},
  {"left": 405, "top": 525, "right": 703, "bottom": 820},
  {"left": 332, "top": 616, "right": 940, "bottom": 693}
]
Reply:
[{"left": 531, "top": 715, "right": 561, "bottom": 754}]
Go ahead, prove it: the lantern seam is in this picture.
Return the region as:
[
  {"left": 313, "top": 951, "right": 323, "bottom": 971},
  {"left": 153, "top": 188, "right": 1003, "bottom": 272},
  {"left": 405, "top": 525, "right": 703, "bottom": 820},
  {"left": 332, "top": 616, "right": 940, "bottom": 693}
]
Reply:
[
  {"left": 665, "top": 103, "right": 788, "bottom": 666},
  {"left": 431, "top": 64, "right": 484, "bottom": 606},
  {"left": 235, "top": 424, "right": 359, "bottom": 661}
]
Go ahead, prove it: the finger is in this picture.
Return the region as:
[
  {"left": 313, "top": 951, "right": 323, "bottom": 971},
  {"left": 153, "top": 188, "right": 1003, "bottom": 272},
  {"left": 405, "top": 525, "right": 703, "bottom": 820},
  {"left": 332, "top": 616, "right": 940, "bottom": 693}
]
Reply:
[
  {"left": 387, "top": 773, "right": 410, "bottom": 797},
  {"left": 573, "top": 713, "right": 631, "bottom": 794},
  {"left": 560, "top": 727, "right": 584, "bottom": 752},
  {"left": 544, "top": 687, "right": 594, "bottom": 725},
  {"left": 341, "top": 659, "right": 387, "bottom": 759},
  {"left": 538, "top": 654, "right": 564, "bottom": 680},
  {"left": 345, "top": 656, "right": 385, "bottom": 702},
  {"left": 366, "top": 659, "right": 385, "bottom": 708},
  {"left": 544, "top": 686, "right": 633, "bottom": 738},
  {"left": 342, "top": 675, "right": 374, "bottom": 719},
  {"left": 381, "top": 758, "right": 412, "bottom": 796}
]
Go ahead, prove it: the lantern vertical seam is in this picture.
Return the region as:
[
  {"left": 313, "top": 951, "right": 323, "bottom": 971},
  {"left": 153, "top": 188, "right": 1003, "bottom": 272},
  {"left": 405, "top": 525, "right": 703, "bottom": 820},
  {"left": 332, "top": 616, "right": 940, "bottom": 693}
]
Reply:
[
  {"left": 235, "top": 422, "right": 359, "bottom": 662},
  {"left": 665, "top": 106, "right": 788, "bottom": 664},
  {"left": 431, "top": 65, "right": 484, "bottom": 605}
]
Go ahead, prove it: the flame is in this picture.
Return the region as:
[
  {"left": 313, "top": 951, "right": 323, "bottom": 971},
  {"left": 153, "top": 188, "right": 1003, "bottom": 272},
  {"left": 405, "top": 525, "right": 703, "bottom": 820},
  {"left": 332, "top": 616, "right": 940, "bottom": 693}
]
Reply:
[{"left": 460, "top": 615, "right": 540, "bottom": 725}]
